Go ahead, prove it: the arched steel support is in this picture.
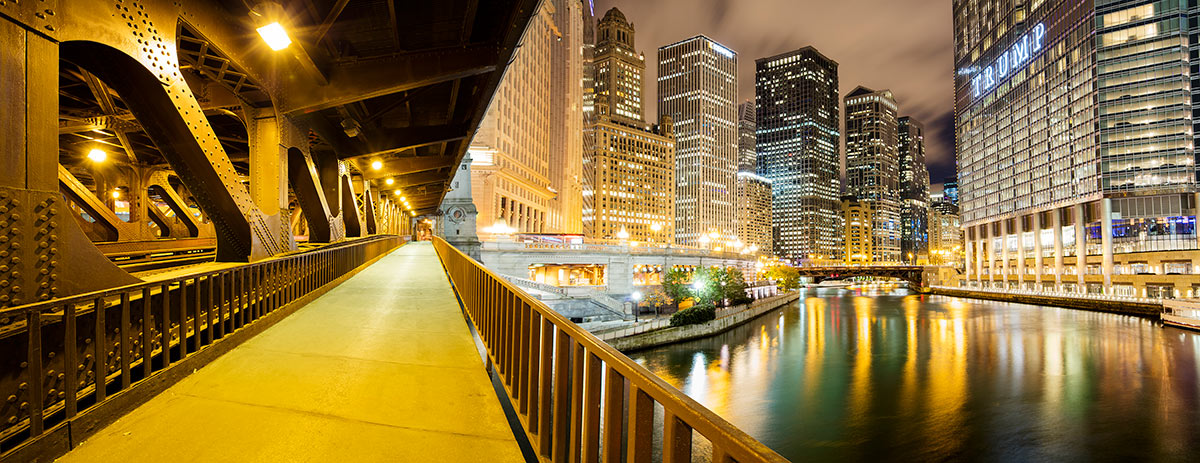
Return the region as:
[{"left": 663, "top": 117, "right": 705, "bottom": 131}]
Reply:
[{"left": 340, "top": 175, "right": 365, "bottom": 238}]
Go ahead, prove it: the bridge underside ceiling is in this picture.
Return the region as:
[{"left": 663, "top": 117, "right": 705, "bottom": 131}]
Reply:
[{"left": 1, "top": 0, "right": 538, "bottom": 303}]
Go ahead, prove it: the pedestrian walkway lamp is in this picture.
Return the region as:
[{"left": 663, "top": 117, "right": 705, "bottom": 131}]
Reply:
[
  {"left": 631, "top": 291, "right": 642, "bottom": 322},
  {"left": 256, "top": 22, "right": 292, "bottom": 51}
]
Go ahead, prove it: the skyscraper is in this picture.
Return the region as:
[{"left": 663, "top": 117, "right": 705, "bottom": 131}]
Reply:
[
  {"left": 737, "top": 101, "right": 756, "bottom": 172},
  {"left": 470, "top": 0, "right": 583, "bottom": 235},
  {"left": 658, "top": 36, "right": 739, "bottom": 248},
  {"left": 548, "top": 0, "right": 585, "bottom": 234},
  {"left": 583, "top": 8, "right": 676, "bottom": 243},
  {"left": 841, "top": 196, "right": 874, "bottom": 266},
  {"left": 942, "top": 176, "right": 958, "bottom": 206},
  {"left": 955, "top": 0, "right": 1199, "bottom": 296},
  {"left": 845, "top": 86, "right": 901, "bottom": 263},
  {"left": 737, "top": 172, "right": 772, "bottom": 255},
  {"left": 755, "top": 47, "right": 841, "bottom": 262},
  {"left": 899, "top": 116, "right": 930, "bottom": 264},
  {"left": 593, "top": 8, "right": 645, "bottom": 125}
]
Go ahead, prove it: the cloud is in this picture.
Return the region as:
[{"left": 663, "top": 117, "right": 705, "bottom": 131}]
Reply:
[{"left": 595, "top": 0, "right": 955, "bottom": 182}]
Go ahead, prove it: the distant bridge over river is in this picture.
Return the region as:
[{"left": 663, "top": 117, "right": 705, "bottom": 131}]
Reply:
[{"left": 798, "top": 266, "right": 958, "bottom": 290}]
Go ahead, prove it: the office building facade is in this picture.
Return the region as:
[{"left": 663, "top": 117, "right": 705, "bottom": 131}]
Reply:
[
  {"left": 737, "top": 172, "right": 773, "bottom": 254},
  {"left": 585, "top": 118, "right": 676, "bottom": 243},
  {"left": 755, "top": 47, "right": 841, "bottom": 262},
  {"left": 943, "top": 176, "right": 959, "bottom": 206},
  {"left": 471, "top": 0, "right": 583, "bottom": 235},
  {"left": 930, "top": 199, "right": 962, "bottom": 267},
  {"left": 956, "top": 0, "right": 1200, "bottom": 297},
  {"left": 899, "top": 116, "right": 930, "bottom": 264},
  {"left": 583, "top": 8, "right": 676, "bottom": 244},
  {"left": 845, "top": 86, "right": 902, "bottom": 263},
  {"left": 738, "top": 101, "right": 757, "bottom": 172},
  {"left": 658, "top": 35, "right": 739, "bottom": 248},
  {"left": 842, "top": 196, "right": 874, "bottom": 265}
]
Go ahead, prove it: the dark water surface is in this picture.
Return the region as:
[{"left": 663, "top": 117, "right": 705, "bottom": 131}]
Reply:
[{"left": 629, "top": 288, "right": 1200, "bottom": 462}]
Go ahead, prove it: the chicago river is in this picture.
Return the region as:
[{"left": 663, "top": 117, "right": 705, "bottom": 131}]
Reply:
[{"left": 630, "top": 289, "right": 1200, "bottom": 461}]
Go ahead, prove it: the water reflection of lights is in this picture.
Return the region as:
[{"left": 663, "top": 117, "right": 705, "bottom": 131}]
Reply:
[{"left": 629, "top": 292, "right": 1200, "bottom": 461}]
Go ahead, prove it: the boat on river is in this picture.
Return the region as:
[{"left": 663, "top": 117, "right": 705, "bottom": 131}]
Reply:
[
  {"left": 814, "top": 279, "right": 851, "bottom": 289},
  {"left": 1162, "top": 299, "right": 1200, "bottom": 331}
]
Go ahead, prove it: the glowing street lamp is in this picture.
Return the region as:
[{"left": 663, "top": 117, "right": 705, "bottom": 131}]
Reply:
[
  {"left": 371, "top": 160, "right": 383, "bottom": 170},
  {"left": 88, "top": 148, "right": 107, "bottom": 162},
  {"left": 256, "top": 22, "right": 292, "bottom": 51},
  {"left": 616, "top": 226, "right": 630, "bottom": 241},
  {"left": 385, "top": 178, "right": 394, "bottom": 185},
  {"left": 484, "top": 219, "right": 516, "bottom": 236},
  {"left": 111, "top": 189, "right": 121, "bottom": 199}
]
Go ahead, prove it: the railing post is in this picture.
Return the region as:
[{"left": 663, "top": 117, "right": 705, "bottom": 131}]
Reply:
[
  {"left": 142, "top": 287, "right": 153, "bottom": 378},
  {"left": 178, "top": 281, "right": 188, "bottom": 357},
  {"left": 205, "top": 275, "right": 215, "bottom": 343},
  {"left": 570, "top": 342, "right": 585, "bottom": 462},
  {"left": 601, "top": 366, "right": 624, "bottom": 463},
  {"left": 516, "top": 300, "right": 529, "bottom": 412},
  {"left": 663, "top": 410, "right": 693, "bottom": 463},
  {"left": 626, "top": 385, "right": 653, "bottom": 462},
  {"left": 552, "top": 329, "right": 572, "bottom": 462},
  {"left": 583, "top": 352, "right": 603, "bottom": 462},
  {"left": 159, "top": 285, "right": 171, "bottom": 367},
  {"left": 217, "top": 274, "right": 226, "bottom": 338},
  {"left": 504, "top": 291, "right": 517, "bottom": 387},
  {"left": 64, "top": 303, "right": 78, "bottom": 418},
  {"left": 27, "top": 309, "right": 44, "bottom": 437},
  {"left": 95, "top": 296, "right": 108, "bottom": 401},
  {"left": 192, "top": 278, "right": 202, "bottom": 348},
  {"left": 120, "top": 293, "right": 131, "bottom": 389},
  {"left": 538, "top": 318, "right": 554, "bottom": 456}
]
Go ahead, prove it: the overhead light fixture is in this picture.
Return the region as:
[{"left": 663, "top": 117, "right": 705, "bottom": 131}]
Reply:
[
  {"left": 88, "top": 148, "right": 107, "bottom": 162},
  {"left": 111, "top": 189, "right": 121, "bottom": 199},
  {"left": 256, "top": 22, "right": 292, "bottom": 51},
  {"left": 393, "top": 190, "right": 401, "bottom": 196},
  {"left": 371, "top": 160, "right": 383, "bottom": 170},
  {"left": 385, "top": 178, "right": 394, "bottom": 185},
  {"left": 400, "top": 196, "right": 407, "bottom": 202}
]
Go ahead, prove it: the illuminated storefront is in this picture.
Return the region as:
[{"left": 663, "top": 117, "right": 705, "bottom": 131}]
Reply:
[{"left": 529, "top": 264, "right": 607, "bottom": 287}]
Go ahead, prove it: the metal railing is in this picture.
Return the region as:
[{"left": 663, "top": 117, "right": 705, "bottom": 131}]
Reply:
[
  {"left": 433, "top": 237, "right": 785, "bottom": 463},
  {"left": 500, "top": 275, "right": 569, "bottom": 296},
  {"left": 481, "top": 240, "right": 756, "bottom": 260},
  {"left": 0, "top": 235, "right": 404, "bottom": 453},
  {"left": 933, "top": 285, "right": 1164, "bottom": 305}
]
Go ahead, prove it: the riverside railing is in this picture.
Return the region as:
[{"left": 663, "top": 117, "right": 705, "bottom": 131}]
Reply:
[
  {"left": 932, "top": 285, "right": 1163, "bottom": 305},
  {"left": 433, "top": 237, "right": 786, "bottom": 463},
  {"left": 0, "top": 235, "right": 403, "bottom": 454}
]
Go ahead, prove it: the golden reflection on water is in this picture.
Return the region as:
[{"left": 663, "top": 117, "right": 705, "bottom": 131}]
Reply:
[{"left": 631, "top": 291, "right": 1200, "bottom": 461}]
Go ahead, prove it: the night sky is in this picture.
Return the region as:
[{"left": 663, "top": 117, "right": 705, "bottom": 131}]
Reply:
[{"left": 592, "top": 0, "right": 957, "bottom": 184}]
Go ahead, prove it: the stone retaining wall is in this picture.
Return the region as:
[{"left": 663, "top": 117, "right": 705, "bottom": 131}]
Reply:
[{"left": 609, "top": 291, "right": 801, "bottom": 352}]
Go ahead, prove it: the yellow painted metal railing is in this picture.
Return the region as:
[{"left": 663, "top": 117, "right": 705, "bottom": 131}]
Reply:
[{"left": 433, "top": 236, "right": 787, "bottom": 462}]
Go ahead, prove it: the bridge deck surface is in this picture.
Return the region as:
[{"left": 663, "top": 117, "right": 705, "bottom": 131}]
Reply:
[{"left": 59, "top": 242, "right": 523, "bottom": 462}]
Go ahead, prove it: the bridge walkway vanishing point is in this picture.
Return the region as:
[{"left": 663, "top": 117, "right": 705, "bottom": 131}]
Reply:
[{"left": 58, "top": 242, "right": 524, "bottom": 462}]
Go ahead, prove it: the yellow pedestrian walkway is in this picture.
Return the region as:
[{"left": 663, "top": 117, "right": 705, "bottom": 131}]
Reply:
[{"left": 59, "top": 242, "right": 524, "bottom": 462}]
